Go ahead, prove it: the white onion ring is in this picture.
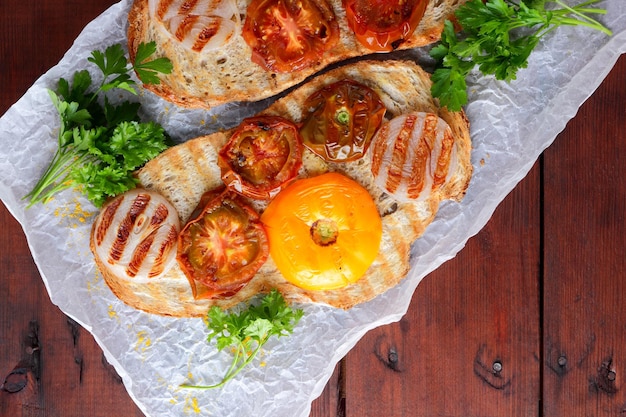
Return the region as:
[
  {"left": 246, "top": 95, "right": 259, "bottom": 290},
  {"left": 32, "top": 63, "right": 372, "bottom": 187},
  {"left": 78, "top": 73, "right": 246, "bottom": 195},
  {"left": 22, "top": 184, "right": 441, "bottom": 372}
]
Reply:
[
  {"left": 370, "top": 112, "right": 458, "bottom": 202},
  {"left": 148, "top": 0, "right": 241, "bottom": 53}
]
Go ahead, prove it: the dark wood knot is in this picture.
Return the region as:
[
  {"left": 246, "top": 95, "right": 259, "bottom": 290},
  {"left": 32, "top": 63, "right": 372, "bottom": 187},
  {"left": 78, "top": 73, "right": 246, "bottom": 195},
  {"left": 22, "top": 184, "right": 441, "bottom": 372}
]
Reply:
[
  {"left": 0, "top": 367, "right": 29, "bottom": 393},
  {"left": 2, "top": 321, "right": 41, "bottom": 394},
  {"left": 589, "top": 357, "right": 618, "bottom": 395},
  {"left": 373, "top": 334, "right": 403, "bottom": 372},
  {"left": 473, "top": 344, "right": 511, "bottom": 390}
]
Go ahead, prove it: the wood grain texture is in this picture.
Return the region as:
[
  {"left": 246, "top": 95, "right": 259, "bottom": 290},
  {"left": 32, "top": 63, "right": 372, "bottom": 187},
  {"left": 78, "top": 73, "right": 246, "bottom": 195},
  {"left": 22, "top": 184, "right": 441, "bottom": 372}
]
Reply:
[
  {"left": 0, "top": 1, "right": 144, "bottom": 416},
  {"left": 1, "top": 0, "right": 625, "bottom": 416},
  {"left": 542, "top": 55, "right": 626, "bottom": 416},
  {"left": 344, "top": 160, "right": 542, "bottom": 416}
]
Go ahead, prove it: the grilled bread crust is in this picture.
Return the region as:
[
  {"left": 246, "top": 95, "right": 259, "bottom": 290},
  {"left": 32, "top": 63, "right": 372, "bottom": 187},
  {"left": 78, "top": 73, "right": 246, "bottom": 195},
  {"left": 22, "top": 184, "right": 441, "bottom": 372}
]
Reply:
[
  {"left": 127, "top": 0, "right": 467, "bottom": 109},
  {"left": 98, "top": 60, "right": 471, "bottom": 317}
]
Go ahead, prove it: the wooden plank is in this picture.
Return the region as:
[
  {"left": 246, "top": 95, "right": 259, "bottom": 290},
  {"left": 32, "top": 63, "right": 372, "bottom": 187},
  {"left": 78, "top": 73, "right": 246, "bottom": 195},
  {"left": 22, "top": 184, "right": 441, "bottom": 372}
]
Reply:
[
  {"left": 310, "top": 363, "right": 343, "bottom": 417},
  {"left": 0, "top": 202, "right": 145, "bottom": 417},
  {"left": 542, "top": 54, "right": 626, "bottom": 416},
  {"left": 0, "top": 0, "right": 340, "bottom": 415},
  {"left": 343, "top": 160, "right": 542, "bottom": 415},
  {"left": 0, "top": 1, "right": 144, "bottom": 416}
]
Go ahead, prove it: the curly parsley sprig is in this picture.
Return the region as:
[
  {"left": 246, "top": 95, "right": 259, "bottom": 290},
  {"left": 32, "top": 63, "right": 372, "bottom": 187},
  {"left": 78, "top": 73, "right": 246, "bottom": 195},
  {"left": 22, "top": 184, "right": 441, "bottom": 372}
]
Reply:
[
  {"left": 24, "top": 42, "right": 173, "bottom": 208},
  {"left": 430, "top": 0, "right": 612, "bottom": 111},
  {"left": 180, "top": 289, "right": 304, "bottom": 390}
]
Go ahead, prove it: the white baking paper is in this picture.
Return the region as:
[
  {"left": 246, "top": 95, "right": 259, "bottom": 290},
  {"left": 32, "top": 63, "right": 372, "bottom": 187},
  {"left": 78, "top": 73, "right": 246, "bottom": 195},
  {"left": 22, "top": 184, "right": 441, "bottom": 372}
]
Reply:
[{"left": 0, "top": 1, "right": 625, "bottom": 416}]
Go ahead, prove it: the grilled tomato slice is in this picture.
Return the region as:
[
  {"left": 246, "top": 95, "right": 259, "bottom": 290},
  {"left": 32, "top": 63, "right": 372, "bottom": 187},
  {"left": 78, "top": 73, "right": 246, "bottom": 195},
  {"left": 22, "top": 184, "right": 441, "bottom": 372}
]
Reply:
[
  {"left": 343, "top": 0, "right": 428, "bottom": 51},
  {"left": 261, "top": 172, "right": 382, "bottom": 291},
  {"left": 299, "top": 79, "right": 386, "bottom": 162},
  {"left": 242, "top": 0, "right": 340, "bottom": 72},
  {"left": 177, "top": 189, "right": 269, "bottom": 298},
  {"left": 219, "top": 116, "right": 303, "bottom": 200}
]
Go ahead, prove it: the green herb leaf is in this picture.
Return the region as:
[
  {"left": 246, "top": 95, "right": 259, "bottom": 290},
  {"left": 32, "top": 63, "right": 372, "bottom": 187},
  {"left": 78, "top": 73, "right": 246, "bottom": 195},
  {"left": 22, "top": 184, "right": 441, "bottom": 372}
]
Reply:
[
  {"left": 88, "top": 44, "right": 129, "bottom": 79},
  {"left": 105, "top": 121, "right": 170, "bottom": 171},
  {"left": 72, "top": 163, "right": 138, "bottom": 208},
  {"left": 103, "top": 98, "right": 141, "bottom": 127},
  {"left": 24, "top": 43, "right": 172, "bottom": 208},
  {"left": 57, "top": 70, "right": 92, "bottom": 107},
  {"left": 180, "top": 289, "right": 304, "bottom": 390},
  {"left": 133, "top": 41, "right": 173, "bottom": 85},
  {"left": 430, "top": 0, "right": 612, "bottom": 111}
]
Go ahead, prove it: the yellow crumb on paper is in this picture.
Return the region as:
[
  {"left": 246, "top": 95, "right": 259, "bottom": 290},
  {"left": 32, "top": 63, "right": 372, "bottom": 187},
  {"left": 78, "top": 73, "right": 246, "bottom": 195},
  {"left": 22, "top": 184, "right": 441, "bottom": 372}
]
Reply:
[
  {"left": 86, "top": 268, "right": 105, "bottom": 295},
  {"left": 107, "top": 304, "right": 118, "bottom": 319},
  {"left": 135, "top": 330, "right": 152, "bottom": 353},
  {"left": 54, "top": 198, "right": 95, "bottom": 226},
  {"left": 183, "top": 396, "right": 202, "bottom": 414}
]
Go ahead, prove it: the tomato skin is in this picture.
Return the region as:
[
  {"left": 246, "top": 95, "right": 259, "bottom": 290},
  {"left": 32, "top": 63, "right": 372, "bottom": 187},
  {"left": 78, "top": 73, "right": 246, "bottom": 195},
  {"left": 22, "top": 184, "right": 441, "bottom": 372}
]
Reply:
[
  {"left": 343, "top": 0, "right": 428, "bottom": 51},
  {"left": 242, "top": 0, "right": 340, "bottom": 72},
  {"left": 219, "top": 116, "right": 304, "bottom": 200},
  {"left": 260, "top": 172, "right": 382, "bottom": 291},
  {"left": 177, "top": 189, "right": 269, "bottom": 298},
  {"left": 299, "top": 79, "right": 386, "bottom": 162}
]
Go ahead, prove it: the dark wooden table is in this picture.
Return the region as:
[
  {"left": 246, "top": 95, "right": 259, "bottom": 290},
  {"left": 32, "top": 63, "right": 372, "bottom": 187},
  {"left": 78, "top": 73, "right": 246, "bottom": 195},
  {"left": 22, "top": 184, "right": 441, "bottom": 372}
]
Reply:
[{"left": 1, "top": 1, "right": 625, "bottom": 416}]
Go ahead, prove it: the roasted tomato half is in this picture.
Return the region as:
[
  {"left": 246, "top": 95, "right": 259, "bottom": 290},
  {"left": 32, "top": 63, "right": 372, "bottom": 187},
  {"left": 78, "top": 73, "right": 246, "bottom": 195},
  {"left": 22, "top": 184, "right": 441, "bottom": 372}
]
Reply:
[
  {"left": 343, "top": 0, "right": 428, "bottom": 51},
  {"left": 177, "top": 189, "right": 269, "bottom": 298},
  {"left": 261, "top": 172, "right": 382, "bottom": 291},
  {"left": 242, "top": 0, "right": 340, "bottom": 72},
  {"left": 219, "top": 116, "right": 304, "bottom": 200},
  {"left": 299, "top": 79, "right": 386, "bottom": 162}
]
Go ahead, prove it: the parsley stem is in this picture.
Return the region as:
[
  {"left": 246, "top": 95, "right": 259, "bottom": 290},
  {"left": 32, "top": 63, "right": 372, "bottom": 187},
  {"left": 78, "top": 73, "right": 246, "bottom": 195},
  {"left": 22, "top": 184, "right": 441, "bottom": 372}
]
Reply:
[
  {"left": 551, "top": 0, "right": 612, "bottom": 35},
  {"left": 179, "top": 339, "right": 267, "bottom": 390},
  {"left": 429, "top": 0, "right": 612, "bottom": 111},
  {"left": 24, "top": 148, "right": 81, "bottom": 207},
  {"left": 178, "top": 290, "right": 303, "bottom": 390}
]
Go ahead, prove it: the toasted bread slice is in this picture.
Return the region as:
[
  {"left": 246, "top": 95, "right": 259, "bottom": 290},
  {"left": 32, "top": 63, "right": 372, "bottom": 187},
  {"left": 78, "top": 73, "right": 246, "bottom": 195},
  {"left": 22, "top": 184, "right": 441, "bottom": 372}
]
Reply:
[
  {"left": 96, "top": 60, "right": 471, "bottom": 316},
  {"left": 127, "top": 0, "right": 466, "bottom": 109}
]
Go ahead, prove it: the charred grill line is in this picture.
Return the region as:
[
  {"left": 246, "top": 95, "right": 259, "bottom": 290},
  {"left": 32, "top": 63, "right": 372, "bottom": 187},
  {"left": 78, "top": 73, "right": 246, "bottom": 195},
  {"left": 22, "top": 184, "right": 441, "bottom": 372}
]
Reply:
[{"left": 108, "top": 193, "right": 151, "bottom": 264}]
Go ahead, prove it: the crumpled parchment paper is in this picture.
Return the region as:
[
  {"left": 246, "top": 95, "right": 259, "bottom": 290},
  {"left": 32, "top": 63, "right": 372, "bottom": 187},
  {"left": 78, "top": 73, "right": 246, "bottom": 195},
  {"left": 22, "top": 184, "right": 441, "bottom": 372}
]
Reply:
[{"left": 1, "top": 1, "right": 625, "bottom": 415}]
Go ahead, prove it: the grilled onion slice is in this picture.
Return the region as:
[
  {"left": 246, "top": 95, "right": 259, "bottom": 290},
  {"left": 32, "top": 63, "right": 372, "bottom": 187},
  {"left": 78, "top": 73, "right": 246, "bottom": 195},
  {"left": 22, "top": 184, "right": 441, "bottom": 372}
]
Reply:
[
  {"left": 91, "top": 188, "right": 181, "bottom": 281},
  {"left": 149, "top": 0, "right": 241, "bottom": 53},
  {"left": 370, "top": 112, "right": 458, "bottom": 202}
]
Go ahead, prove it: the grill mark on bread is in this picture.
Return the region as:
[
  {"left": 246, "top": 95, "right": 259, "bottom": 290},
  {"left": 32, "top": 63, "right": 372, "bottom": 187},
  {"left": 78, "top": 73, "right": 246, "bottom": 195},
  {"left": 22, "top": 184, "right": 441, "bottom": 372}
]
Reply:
[
  {"left": 108, "top": 193, "right": 151, "bottom": 264},
  {"left": 406, "top": 204, "right": 426, "bottom": 237},
  {"left": 121, "top": 60, "right": 472, "bottom": 315},
  {"left": 190, "top": 140, "right": 215, "bottom": 184},
  {"left": 387, "top": 227, "right": 411, "bottom": 269},
  {"left": 131, "top": 0, "right": 468, "bottom": 109}
]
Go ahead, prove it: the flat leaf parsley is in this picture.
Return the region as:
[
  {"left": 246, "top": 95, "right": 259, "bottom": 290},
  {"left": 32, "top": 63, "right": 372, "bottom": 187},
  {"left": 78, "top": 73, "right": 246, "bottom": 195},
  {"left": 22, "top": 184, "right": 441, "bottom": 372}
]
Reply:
[
  {"left": 180, "top": 289, "right": 304, "bottom": 389},
  {"left": 24, "top": 42, "right": 173, "bottom": 208},
  {"left": 430, "top": 0, "right": 612, "bottom": 111}
]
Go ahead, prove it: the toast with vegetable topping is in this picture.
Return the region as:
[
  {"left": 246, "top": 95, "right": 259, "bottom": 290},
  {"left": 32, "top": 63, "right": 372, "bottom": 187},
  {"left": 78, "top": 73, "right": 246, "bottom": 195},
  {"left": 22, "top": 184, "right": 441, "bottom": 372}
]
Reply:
[
  {"left": 90, "top": 59, "right": 472, "bottom": 316},
  {"left": 127, "top": 0, "right": 467, "bottom": 109}
]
